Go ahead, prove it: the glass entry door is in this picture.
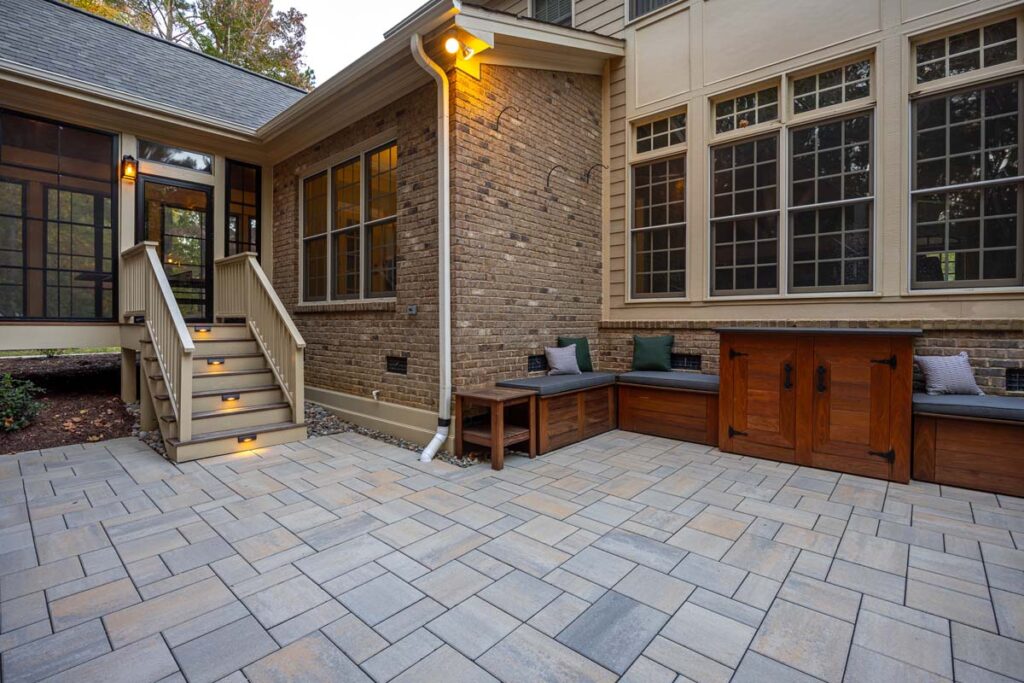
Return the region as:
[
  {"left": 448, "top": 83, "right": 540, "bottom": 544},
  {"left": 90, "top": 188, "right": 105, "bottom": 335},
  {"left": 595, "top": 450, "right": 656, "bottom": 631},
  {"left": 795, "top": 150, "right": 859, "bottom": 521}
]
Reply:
[{"left": 136, "top": 177, "right": 213, "bottom": 321}]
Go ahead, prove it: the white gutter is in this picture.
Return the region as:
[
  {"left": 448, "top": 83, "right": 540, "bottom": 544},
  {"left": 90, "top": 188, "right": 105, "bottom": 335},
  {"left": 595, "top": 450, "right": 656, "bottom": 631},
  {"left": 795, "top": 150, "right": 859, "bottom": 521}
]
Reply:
[{"left": 410, "top": 34, "right": 452, "bottom": 463}]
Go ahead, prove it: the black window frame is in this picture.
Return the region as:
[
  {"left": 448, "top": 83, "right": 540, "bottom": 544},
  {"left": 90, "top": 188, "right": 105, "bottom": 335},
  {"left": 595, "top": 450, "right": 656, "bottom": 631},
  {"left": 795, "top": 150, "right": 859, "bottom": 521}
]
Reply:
[
  {"left": 0, "top": 108, "right": 119, "bottom": 323},
  {"left": 225, "top": 159, "right": 262, "bottom": 261},
  {"left": 533, "top": 0, "right": 572, "bottom": 26}
]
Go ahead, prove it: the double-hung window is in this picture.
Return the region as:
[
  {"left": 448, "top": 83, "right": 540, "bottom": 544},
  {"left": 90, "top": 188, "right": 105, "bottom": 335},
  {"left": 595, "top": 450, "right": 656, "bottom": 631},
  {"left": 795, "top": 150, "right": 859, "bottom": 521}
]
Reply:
[
  {"left": 789, "top": 112, "right": 873, "bottom": 291},
  {"left": 710, "top": 135, "right": 780, "bottom": 295},
  {"left": 911, "top": 14, "right": 1022, "bottom": 289},
  {"left": 301, "top": 141, "right": 398, "bottom": 302},
  {"left": 630, "top": 111, "right": 687, "bottom": 298}
]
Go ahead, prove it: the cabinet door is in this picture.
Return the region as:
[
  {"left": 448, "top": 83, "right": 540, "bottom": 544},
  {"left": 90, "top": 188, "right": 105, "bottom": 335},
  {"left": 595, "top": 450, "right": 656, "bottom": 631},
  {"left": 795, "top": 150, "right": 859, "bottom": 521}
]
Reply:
[
  {"left": 720, "top": 334, "right": 798, "bottom": 462},
  {"left": 807, "top": 336, "right": 895, "bottom": 478}
]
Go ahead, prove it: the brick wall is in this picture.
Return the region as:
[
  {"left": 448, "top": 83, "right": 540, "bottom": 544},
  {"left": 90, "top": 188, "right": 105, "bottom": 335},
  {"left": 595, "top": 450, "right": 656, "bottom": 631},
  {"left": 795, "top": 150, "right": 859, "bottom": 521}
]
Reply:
[
  {"left": 271, "top": 85, "right": 441, "bottom": 411},
  {"left": 598, "top": 320, "right": 1024, "bottom": 395},
  {"left": 449, "top": 65, "right": 604, "bottom": 390}
]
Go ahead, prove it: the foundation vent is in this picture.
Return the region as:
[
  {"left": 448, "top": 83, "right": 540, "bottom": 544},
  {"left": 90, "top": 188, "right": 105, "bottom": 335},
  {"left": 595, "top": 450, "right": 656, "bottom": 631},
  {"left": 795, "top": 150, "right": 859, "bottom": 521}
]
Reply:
[
  {"left": 528, "top": 355, "right": 549, "bottom": 373},
  {"left": 386, "top": 356, "right": 408, "bottom": 375},
  {"left": 671, "top": 353, "right": 702, "bottom": 371},
  {"left": 1007, "top": 368, "right": 1024, "bottom": 392}
]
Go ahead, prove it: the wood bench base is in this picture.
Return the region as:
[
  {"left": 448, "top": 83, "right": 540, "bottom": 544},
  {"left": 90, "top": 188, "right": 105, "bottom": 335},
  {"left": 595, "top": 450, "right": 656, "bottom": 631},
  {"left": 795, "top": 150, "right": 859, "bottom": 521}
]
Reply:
[
  {"left": 913, "top": 415, "right": 1024, "bottom": 498},
  {"left": 538, "top": 385, "right": 616, "bottom": 454},
  {"left": 617, "top": 384, "right": 719, "bottom": 447}
]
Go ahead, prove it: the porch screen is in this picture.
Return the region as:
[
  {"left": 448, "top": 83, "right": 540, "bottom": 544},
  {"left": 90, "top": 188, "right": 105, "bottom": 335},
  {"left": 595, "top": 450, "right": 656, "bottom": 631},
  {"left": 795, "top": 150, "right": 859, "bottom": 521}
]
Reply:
[{"left": 0, "top": 110, "right": 116, "bottom": 320}]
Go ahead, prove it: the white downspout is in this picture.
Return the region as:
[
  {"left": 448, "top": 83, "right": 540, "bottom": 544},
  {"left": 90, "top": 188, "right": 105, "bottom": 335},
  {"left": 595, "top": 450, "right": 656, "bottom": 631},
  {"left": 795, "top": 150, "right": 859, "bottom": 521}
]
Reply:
[{"left": 411, "top": 33, "right": 452, "bottom": 463}]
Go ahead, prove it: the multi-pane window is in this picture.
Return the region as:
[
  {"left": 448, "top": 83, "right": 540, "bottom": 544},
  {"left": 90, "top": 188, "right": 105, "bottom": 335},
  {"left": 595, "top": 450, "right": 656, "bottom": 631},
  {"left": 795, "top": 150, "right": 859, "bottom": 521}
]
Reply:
[
  {"left": 636, "top": 113, "right": 686, "bottom": 154},
  {"left": 916, "top": 18, "right": 1018, "bottom": 84},
  {"left": 533, "top": 0, "right": 571, "bottom": 26},
  {"left": 790, "top": 113, "right": 873, "bottom": 291},
  {"left": 793, "top": 60, "right": 871, "bottom": 114},
  {"left": 302, "top": 172, "right": 328, "bottom": 300},
  {"left": 912, "top": 79, "right": 1022, "bottom": 287},
  {"left": 301, "top": 142, "right": 398, "bottom": 302},
  {"left": 630, "top": 0, "right": 675, "bottom": 20},
  {"left": 226, "top": 161, "right": 260, "bottom": 257},
  {"left": 138, "top": 140, "right": 213, "bottom": 173},
  {"left": 0, "top": 110, "right": 116, "bottom": 320},
  {"left": 715, "top": 87, "right": 779, "bottom": 134},
  {"left": 711, "top": 135, "right": 780, "bottom": 294},
  {"left": 631, "top": 156, "right": 686, "bottom": 296}
]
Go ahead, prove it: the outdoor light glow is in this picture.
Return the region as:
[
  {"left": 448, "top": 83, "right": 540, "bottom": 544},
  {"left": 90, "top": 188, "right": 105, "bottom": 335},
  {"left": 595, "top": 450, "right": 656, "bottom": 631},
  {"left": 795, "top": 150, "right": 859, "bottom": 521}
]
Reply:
[
  {"left": 444, "top": 36, "right": 460, "bottom": 54},
  {"left": 121, "top": 155, "right": 137, "bottom": 181},
  {"left": 222, "top": 393, "right": 240, "bottom": 402},
  {"left": 237, "top": 434, "right": 257, "bottom": 444},
  {"left": 207, "top": 358, "right": 225, "bottom": 366},
  {"left": 194, "top": 325, "right": 211, "bottom": 333}
]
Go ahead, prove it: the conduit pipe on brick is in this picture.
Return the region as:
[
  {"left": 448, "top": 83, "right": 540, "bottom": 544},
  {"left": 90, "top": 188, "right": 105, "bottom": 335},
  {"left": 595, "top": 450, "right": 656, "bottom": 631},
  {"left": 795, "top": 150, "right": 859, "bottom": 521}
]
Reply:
[{"left": 411, "top": 33, "right": 452, "bottom": 463}]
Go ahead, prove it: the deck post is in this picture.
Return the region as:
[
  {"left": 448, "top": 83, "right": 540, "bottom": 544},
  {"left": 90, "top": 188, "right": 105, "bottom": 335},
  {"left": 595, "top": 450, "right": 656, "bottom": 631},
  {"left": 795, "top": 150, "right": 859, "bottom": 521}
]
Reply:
[{"left": 120, "top": 348, "right": 138, "bottom": 403}]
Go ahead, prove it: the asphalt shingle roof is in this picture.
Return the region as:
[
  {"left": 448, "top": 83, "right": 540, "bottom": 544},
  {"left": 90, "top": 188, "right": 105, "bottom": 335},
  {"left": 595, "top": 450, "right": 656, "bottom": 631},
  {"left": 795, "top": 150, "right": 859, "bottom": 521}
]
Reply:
[{"left": 0, "top": 0, "right": 307, "bottom": 130}]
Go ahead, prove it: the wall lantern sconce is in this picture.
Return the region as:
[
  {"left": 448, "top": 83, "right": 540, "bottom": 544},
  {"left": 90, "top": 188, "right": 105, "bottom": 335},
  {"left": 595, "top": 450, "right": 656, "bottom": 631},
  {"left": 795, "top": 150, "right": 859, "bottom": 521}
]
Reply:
[
  {"left": 444, "top": 33, "right": 475, "bottom": 60},
  {"left": 121, "top": 155, "right": 138, "bottom": 182}
]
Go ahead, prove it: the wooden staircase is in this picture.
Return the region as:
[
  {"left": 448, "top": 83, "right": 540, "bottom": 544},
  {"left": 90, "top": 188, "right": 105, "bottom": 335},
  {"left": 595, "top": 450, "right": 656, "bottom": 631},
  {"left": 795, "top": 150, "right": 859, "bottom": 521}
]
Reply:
[{"left": 122, "top": 243, "right": 306, "bottom": 462}]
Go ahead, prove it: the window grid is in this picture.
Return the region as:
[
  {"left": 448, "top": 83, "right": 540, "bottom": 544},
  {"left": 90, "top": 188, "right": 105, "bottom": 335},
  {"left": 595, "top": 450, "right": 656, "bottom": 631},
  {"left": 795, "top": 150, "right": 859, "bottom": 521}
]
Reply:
[
  {"left": 789, "top": 112, "right": 874, "bottom": 292},
  {"left": 631, "top": 155, "right": 686, "bottom": 297},
  {"left": 715, "top": 87, "right": 779, "bottom": 134},
  {"left": 636, "top": 113, "right": 686, "bottom": 155},
  {"left": 793, "top": 60, "right": 871, "bottom": 115},
  {"left": 711, "top": 135, "right": 780, "bottom": 295},
  {"left": 916, "top": 18, "right": 1018, "bottom": 84},
  {"left": 912, "top": 78, "right": 1022, "bottom": 288},
  {"left": 226, "top": 161, "right": 260, "bottom": 258},
  {"left": 301, "top": 142, "right": 398, "bottom": 303}
]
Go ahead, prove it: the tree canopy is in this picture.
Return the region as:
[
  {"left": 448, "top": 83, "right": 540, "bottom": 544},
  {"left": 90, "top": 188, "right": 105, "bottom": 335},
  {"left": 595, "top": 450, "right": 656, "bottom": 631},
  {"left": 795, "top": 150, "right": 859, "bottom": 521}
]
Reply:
[{"left": 66, "top": 0, "right": 315, "bottom": 90}]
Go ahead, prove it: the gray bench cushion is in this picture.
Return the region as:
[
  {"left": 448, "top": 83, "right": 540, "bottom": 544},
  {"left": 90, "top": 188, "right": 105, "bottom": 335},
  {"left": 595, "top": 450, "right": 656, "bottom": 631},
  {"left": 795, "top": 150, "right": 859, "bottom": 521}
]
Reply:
[
  {"left": 497, "top": 372, "right": 617, "bottom": 396},
  {"left": 913, "top": 393, "right": 1024, "bottom": 423},
  {"left": 617, "top": 371, "right": 720, "bottom": 393}
]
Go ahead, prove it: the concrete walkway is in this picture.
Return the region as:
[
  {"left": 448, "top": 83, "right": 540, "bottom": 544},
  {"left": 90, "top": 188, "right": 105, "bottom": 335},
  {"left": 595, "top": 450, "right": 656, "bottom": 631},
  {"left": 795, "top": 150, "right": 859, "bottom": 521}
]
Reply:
[{"left": 1, "top": 431, "right": 1022, "bottom": 682}]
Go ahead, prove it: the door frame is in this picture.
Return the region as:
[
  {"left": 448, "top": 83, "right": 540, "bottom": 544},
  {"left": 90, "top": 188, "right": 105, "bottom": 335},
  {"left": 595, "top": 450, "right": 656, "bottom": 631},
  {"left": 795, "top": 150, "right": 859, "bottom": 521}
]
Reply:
[{"left": 135, "top": 174, "right": 215, "bottom": 322}]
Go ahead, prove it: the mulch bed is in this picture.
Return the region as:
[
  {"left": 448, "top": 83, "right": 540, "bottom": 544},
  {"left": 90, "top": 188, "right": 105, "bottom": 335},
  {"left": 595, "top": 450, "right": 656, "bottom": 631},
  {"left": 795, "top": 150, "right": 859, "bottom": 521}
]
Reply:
[{"left": 0, "top": 353, "right": 133, "bottom": 455}]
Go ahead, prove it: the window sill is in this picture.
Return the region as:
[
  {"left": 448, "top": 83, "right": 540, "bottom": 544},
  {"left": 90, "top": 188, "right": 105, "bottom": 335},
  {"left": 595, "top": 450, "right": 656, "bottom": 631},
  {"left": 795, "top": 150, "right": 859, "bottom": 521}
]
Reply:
[{"left": 294, "top": 300, "right": 397, "bottom": 314}]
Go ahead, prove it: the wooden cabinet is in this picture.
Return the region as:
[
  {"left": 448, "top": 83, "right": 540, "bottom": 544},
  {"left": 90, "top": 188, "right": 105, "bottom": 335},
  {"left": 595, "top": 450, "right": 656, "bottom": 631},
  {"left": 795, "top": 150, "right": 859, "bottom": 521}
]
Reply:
[{"left": 719, "top": 329, "right": 917, "bottom": 483}]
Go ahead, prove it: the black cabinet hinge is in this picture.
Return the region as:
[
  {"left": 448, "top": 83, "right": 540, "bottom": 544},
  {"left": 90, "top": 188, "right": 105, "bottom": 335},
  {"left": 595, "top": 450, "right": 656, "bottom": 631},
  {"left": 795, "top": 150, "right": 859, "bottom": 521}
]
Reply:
[
  {"left": 867, "top": 448, "right": 896, "bottom": 462},
  {"left": 871, "top": 355, "right": 897, "bottom": 369},
  {"left": 728, "top": 426, "right": 748, "bottom": 438}
]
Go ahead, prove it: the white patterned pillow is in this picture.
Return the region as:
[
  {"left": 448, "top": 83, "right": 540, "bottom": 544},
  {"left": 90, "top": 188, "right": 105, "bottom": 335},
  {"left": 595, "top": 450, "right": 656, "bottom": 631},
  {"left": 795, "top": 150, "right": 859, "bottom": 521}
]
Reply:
[
  {"left": 546, "top": 345, "right": 581, "bottom": 376},
  {"left": 914, "top": 352, "right": 984, "bottom": 396}
]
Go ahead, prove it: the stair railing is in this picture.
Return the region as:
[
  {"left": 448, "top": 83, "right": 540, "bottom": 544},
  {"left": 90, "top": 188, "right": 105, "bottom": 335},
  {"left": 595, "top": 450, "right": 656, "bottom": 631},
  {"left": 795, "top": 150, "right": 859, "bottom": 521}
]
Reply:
[
  {"left": 214, "top": 252, "right": 306, "bottom": 424},
  {"left": 121, "top": 242, "right": 195, "bottom": 441}
]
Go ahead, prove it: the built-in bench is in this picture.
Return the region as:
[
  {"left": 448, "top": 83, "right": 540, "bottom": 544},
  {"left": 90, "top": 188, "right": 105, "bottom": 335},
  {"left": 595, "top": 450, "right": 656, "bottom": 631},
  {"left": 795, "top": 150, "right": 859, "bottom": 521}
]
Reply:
[
  {"left": 617, "top": 371, "right": 720, "bottom": 447},
  {"left": 497, "top": 372, "right": 617, "bottom": 453},
  {"left": 912, "top": 393, "right": 1024, "bottom": 497}
]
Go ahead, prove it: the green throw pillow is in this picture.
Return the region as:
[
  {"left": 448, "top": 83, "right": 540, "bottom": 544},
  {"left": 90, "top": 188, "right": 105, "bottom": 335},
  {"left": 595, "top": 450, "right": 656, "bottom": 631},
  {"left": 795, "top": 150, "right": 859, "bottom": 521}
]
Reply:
[
  {"left": 558, "top": 337, "right": 594, "bottom": 373},
  {"left": 632, "top": 335, "right": 673, "bottom": 372}
]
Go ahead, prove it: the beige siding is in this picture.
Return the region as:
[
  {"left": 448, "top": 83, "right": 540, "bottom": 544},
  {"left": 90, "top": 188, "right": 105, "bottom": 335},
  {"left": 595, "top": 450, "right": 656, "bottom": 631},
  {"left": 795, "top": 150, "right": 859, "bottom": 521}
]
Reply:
[{"left": 605, "top": 0, "right": 1024, "bottom": 324}]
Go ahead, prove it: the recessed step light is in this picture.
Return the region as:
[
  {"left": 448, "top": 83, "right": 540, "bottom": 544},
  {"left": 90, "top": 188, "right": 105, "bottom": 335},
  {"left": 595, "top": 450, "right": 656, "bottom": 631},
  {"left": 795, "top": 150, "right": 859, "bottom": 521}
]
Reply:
[
  {"left": 207, "top": 358, "right": 225, "bottom": 366},
  {"left": 194, "top": 325, "right": 212, "bottom": 333},
  {"left": 237, "top": 434, "right": 257, "bottom": 444},
  {"left": 221, "top": 393, "right": 240, "bottom": 402}
]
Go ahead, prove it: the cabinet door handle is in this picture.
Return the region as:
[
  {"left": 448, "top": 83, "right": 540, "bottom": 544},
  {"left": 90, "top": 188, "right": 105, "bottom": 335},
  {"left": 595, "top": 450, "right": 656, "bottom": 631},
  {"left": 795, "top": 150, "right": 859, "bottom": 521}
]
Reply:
[
  {"left": 871, "top": 355, "right": 897, "bottom": 369},
  {"left": 783, "top": 363, "right": 793, "bottom": 390},
  {"left": 728, "top": 426, "right": 748, "bottom": 438},
  {"left": 867, "top": 448, "right": 896, "bottom": 462},
  {"left": 816, "top": 365, "right": 827, "bottom": 393},
  {"left": 729, "top": 349, "right": 748, "bottom": 359}
]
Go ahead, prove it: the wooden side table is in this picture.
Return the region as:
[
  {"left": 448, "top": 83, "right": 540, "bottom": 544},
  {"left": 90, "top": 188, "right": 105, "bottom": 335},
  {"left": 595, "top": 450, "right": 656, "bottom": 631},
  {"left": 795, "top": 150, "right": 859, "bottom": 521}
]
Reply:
[{"left": 455, "top": 387, "right": 537, "bottom": 470}]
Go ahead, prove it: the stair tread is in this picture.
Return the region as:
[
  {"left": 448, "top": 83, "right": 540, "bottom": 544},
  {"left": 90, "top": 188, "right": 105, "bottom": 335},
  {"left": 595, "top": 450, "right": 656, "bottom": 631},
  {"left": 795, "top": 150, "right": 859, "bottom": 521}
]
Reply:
[
  {"left": 149, "top": 368, "right": 272, "bottom": 381},
  {"left": 167, "top": 421, "right": 304, "bottom": 446},
  {"left": 153, "top": 384, "right": 281, "bottom": 401},
  {"left": 161, "top": 402, "right": 291, "bottom": 423},
  {"left": 144, "top": 352, "right": 263, "bottom": 362}
]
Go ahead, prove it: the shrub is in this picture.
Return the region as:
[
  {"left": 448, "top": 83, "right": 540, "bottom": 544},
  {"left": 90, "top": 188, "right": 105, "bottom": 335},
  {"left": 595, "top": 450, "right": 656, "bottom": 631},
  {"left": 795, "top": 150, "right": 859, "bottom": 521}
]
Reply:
[
  {"left": 41, "top": 348, "right": 63, "bottom": 358},
  {"left": 0, "top": 374, "right": 44, "bottom": 432}
]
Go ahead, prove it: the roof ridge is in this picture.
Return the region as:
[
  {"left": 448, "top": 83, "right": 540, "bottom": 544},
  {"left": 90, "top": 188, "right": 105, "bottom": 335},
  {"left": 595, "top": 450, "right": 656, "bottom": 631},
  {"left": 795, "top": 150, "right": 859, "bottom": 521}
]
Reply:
[{"left": 40, "top": 0, "right": 309, "bottom": 94}]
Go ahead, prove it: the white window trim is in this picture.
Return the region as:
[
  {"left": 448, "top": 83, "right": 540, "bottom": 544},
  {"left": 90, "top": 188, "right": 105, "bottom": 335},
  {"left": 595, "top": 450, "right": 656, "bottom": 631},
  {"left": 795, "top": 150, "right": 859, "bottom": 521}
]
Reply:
[
  {"left": 629, "top": 107, "right": 688, "bottom": 164},
  {"left": 709, "top": 79, "right": 783, "bottom": 143},
  {"left": 296, "top": 130, "right": 398, "bottom": 305},
  {"left": 787, "top": 52, "right": 877, "bottom": 123}
]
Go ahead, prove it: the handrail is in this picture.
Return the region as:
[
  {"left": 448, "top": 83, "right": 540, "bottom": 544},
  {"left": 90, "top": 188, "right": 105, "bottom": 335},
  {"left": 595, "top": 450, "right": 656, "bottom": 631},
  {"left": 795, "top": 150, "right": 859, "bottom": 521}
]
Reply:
[
  {"left": 214, "top": 252, "right": 305, "bottom": 423},
  {"left": 121, "top": 242, "right": 195, "bottom": 441}
]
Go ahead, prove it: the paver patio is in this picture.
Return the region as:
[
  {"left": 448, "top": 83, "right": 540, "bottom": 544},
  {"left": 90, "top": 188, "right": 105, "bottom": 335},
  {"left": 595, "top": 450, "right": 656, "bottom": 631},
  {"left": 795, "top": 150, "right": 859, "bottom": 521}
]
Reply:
[{"left": 1, "top": 431, "right": 1023, "bottom": 682}]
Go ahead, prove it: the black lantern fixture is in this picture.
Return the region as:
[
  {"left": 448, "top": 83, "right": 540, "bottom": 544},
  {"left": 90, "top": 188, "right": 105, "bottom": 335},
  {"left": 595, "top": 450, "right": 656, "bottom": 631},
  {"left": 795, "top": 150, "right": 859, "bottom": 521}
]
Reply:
[{"left": 121, "top": 155, "right": 138, "bottom": 181}]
